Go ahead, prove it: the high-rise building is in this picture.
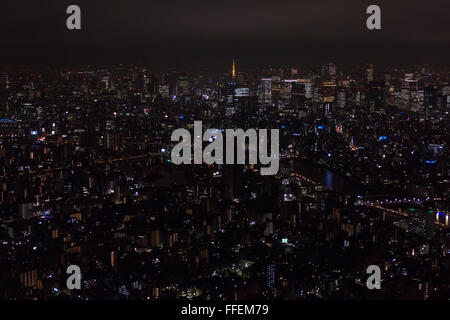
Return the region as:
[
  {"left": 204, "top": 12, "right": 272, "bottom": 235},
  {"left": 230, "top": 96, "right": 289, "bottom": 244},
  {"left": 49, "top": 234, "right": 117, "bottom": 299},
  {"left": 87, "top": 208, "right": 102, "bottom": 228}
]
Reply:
[
  {"left": 266, "top": 264, "right": 275, "bottom": 289},
  {"left": 365, "top": 63, "right": 375, "bottom": 83},
  {"left": 329, "top": 63, "right": 337, "bottom": 78},
  {"left": 258, "top": 78, "right": 272, "bottom": 107},
  {"left": 232, "top": 60, "right": 236, "bottom": 79}
]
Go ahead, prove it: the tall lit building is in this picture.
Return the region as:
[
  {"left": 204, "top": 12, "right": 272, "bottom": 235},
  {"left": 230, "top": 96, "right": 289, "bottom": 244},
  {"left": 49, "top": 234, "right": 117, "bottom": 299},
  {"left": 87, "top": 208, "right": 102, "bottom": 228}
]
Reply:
[
  {"left": 232, "top": 60, "right": 236, "bottom": 79},
  {"left": 365, "top": 63, "right": 374, "bottom": 83},
  {"left": 266, "top": 264, "right": 275, "bottom": 289},
  {"left": 258, "top": 78, "right": 272, "bottom": 107}
]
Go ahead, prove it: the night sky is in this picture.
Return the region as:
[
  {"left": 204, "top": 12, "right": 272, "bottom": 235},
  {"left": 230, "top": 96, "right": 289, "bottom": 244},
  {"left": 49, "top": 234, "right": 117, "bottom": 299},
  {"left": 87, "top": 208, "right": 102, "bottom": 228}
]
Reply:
[{"left": 1, "top": 0, "right": 449, "bottom": 68}]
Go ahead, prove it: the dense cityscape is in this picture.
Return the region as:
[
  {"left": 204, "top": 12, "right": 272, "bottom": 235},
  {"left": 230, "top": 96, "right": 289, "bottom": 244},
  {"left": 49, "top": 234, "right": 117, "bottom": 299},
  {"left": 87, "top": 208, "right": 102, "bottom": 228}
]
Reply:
[{"left": 0, "top": 62, "right": 449, "bottom": 300}]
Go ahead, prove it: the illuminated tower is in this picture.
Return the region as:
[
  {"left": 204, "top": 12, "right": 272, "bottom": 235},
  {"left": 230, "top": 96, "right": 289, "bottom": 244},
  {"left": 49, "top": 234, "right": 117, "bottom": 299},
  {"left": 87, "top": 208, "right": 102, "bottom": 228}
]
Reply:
[
  {"left": 4, "top": 74, "right": 10, "bottom": 89},
  {"left": 232, "top": 60, "right": 236, "bottom": 79}
]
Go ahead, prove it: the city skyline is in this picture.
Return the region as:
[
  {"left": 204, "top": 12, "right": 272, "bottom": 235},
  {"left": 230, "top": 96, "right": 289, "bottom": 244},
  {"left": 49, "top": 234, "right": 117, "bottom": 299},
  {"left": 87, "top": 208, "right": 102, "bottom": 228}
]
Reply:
[{"left": 0, "top": 61, "right": 449, "bottom": 300}]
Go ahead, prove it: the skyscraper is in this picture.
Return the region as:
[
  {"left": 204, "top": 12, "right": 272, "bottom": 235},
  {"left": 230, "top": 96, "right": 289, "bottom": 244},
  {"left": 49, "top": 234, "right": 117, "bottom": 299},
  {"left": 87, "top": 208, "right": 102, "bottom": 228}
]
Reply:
[{"left": 232, "top": 60, "right": 236, "bottom": 79}]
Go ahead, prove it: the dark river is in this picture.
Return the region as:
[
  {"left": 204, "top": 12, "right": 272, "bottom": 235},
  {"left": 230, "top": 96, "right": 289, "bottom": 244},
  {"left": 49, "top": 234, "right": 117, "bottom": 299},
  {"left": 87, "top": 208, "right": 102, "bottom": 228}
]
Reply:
[{"left": 280, "top": 159, "right": 378, "bottom": 196}]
